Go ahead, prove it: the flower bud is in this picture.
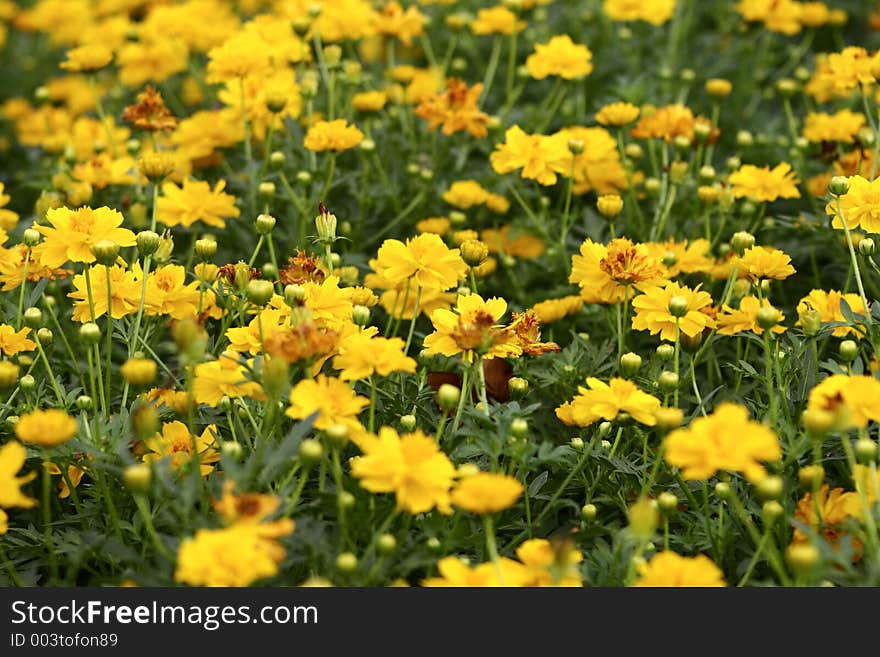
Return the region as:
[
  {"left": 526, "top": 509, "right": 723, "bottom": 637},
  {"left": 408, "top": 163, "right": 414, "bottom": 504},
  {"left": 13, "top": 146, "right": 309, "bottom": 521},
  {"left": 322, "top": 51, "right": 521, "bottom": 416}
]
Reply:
[
  {"left": 598, "top": 421, "right": 612, "bottom": 438},
  {"left": 426, "top": 537, "right": 442, "bottom": 551},
  {"left": 221, "top": 440, "right": 243, "bottom": 461},
  {"left": 296, "top": 170, "right": 312, "bottom": 185},
  {"left": 714, "top": 482, "right": 731, "bottom": 500},
  {"left": 510, "top": 418, "right": 528, "bottom": 439},
  {"left": 138, "top": 152, "right": 175, "bottom": 182},
  {"left": 123, "top": 463, "right": 152, "bottom": 492},
  {"left": 654, "top": 406, "right": 684, "bottom": 431},
  {"left": 798, "top": 465, "right": 824, "bottom": 489},
  {"left": 756, "top": 475, "right": 783, "bottom": 500},
  {"left": 0, "top": 361, "right": 19, "bottom": 388},
  {"left": 657, "top": 492, "right": 678, "bottom": 514},
  {"left": 23, "top": 307, "right": 42, "bottom": 328},
  {"left": 570, "top": 436, "right": 584, "bottom": 451},
  {"left": 775, "top": 78, "right": 798, "bottom": 97},
  {"left": 437, "top": 383, "right": 460, "bottom": 412},
  {"left": 377, "top": 533, "right": 397, "bottom": 554},
  {"left": 656, "top": 343, "right": 675, "bottom": 361},
  {"left": 619, "top": 351, "right": 642, "bottom": 377},
  {"left": 315, "top": 204, "right": 338, "bottom": 244},
  {"left": 91, "top": 239, "right": 120, "bottom": 266},
  {"left": 261, "top": 262, "right": 278, "bottom": 281},
  {"left": 120, "top": 358, "right": 157, "bottom": 386},
  {"left": 136, "top": 230, "right": 161, "bottom": 257},
  {"left": 508, "top": 377, "right": 528, "bottom": 399},
  {"left": 730, "top": 231, "right": 755, "bottom": 254},
  {"left": 698, "top": 166, "right": 716, "bottom": 184},
  {"left": 756, "top": 306, "right": 781, "bottom": 331},
  {"left": 644, "top": 177, "right": 661, "bottom": 197},
  {"left": 838, "top": 339, "right": 859, "bottom": 363},
  {"left": 581, "top": 503, "right": 597, "bottom": 521},
  {"left": 786, "top": 543, "right": 820, "bottom": 575},
  {"left": 627, "top": 496, "right": 659, "bottom": 540},
  {"left": 153, "top": 232, "right": 174, "bottom": 265},
  {"left": 829, "top": 176, "right": 850, "bottom": 196},
  {"left": 352, "top": 304, "right": 370, "bottom": 326},
  {"left": 461, "top": 239, "right": 488, "bottom": 267},
  {"left": 597, "top": 194, "right": 624, "bottom": 220},
  {"left": 855, "top": 437, "right": 878, "bottom": 463},
  {"left": 669, "top": 160, "right": 689, "bottom": 183},
  {"left": 339, "top": 491, "right": 355, "bottom": 509},
  {"left": 801, "top": 408, "right": 833, "bottom": 437},
  {"left": 399, "top": 414, "right": 417, "bottom": 432},
  {"left": 269, "top": 151, "right": 286, "bottom": 170},
  {"left": 859, "top": 237, "right": 876, "bottom": 257},
  {"left": 75, "top": 395, "right": 93, "bottom": 411},
  {"left": 246, "top": 279, "right": 274, "bottom": 307},
  {"left": 79, "top": 322, "right": 101, "bottom": 345},
  {"left": 131, "top": 402, "right": 159, "bottom": 441},
  {"left": 258, "top": 182, "right": 276, "bottom": 200},
  {"left": 736, "top": 130, "right": 753, "bottom": 147},
  {"left": 762, "top": 500, "right": 784, "bottom": 524},
  {"left": 706, "top": 78, "right": 732, "bottom": 98},
  {"left": 335, "top": 552, "right": 358, "bottom": 573},
  {"left": 19, "top": 374, "right": 35, "bottom": 390},
  {"left": 668, "top": 295, "right": 688, "bottom": 317},
  {"left": 255, "top": 213, "right": 276, "bottom": 235},
  {"left": 324, "top": 423, "right": 350, "bottom": 447},
  {"left": 284, "top": 284, "right": 306, "bottom": 306},
  {"left": 624, "top": 143, "right": 643, "bottom": 161},
  {"left": 22, "top": 228, "right": 41, "bottom": 247},
  {"left": 299, "top": 438, "right": 324, "bottom": 465}
]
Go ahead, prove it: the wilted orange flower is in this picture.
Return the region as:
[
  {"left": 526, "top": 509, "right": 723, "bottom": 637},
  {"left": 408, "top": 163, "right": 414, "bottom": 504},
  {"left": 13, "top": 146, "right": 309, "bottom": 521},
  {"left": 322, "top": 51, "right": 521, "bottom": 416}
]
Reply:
[
  {"left": 508, "top": 311, "right": 560, "bottom": 356},
  {"left": 415, "top": 78, "right": 489, "bottom": 139},
  {"left": 122, "top": 86, "right": 177, "bottom": 132}
]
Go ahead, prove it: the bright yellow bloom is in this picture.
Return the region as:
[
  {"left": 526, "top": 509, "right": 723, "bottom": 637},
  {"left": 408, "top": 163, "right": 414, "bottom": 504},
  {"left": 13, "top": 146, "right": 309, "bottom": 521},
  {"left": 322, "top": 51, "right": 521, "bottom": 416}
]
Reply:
[
  {"left": 192, "top": 353, "right": 266, "bottom": 407},
  {"left": 515, "top": 538, "right": 583, "bottom": 587},
  {"left": 556, "top": 377, "right": 662, "bottom": 427},
  {"left": 333, "top": 330, "right": 416, "bottom": 381},
  {"left": 826, "top": 175, "right": 880, "bottom": 234},
  {"left": 142, "top": 421, "right": 220, "bottom": 476},
  {"left": 144, "top": 264, "right": 202, "bottom": 320},
  {"left": 807, "top": 47, "right": 879, "bottom": 101},
  {"left": 525, "top": 35, "right": 593, "bottom": 80},
  {"left": 471, "top": 6, "right": 526, "bottom": 35},
  {"left": 728, "top": 163, "right": 801, "bottom": 202},
  {"left": 631, "top": 282, "right": 716, "bottom": 340},
  {"left": 14, "top": 409, "right": 78, "bottom": 447},
  {"left": 802, "top": 110, "right": 865, "bottom": 144},
  {"left": 352, "top": 90, "right": 388, "bottom": 113},
  {"left": 732, "top": 246, "right": 796, "bottom": 283},
  {"left": 373, "top": 233, "right": 467, "bottom": 292},
  {"left": 736, "top": 0, "right": 803, "bottom": 35},
  {"left": 351, "top": 427, "right": 456, "bottom": 514},
  {"left": 423, "top": 293, "right": 521, "bottom": 361},
  {"left": 631, "top": 104, "right": 697, "bottom": 142},
  {"left": 717, "top": 296, "right": 786, "bottom": 335},
  {"left": 205, "top": 32, "right": 272, "bottom": 83},
  {"left": 373, "top": 1, "right": 426, "bottom": 46},
  {"left": 529, "top": 295, "right": 584, "bottom": 324},
  {"left": 480, "top": 225, "right": 545, "bottom": 258},
  {"left": 117, "top": 38, "right": 189, "bottom": 89},
  {"left": 286, "top": 375, "right": 368, "bottom": 436},
  {"left": 226, "top": 309, "right": 287, "bottom": 356},
  {"left": 644, "top": 238, "right": 712, "bottom": 277},
  {"left": 0, "top": 183, "right": 19, "bottom": 230},
  {"left": 604, "top": 0, "right": 677, "bottom": 25},
  {"left": 451, "top": 472, "right": 523, "bottom": 514},
  {"left": 490, "top": 126, "right": 572, "bottom": 186},
  {"left": 157, "top": 178, "right": 240, "bottom": 229},
  {"left": 664, "top": 403, "right": 782, "bottom": 483},
  {"left": 0, "top": 324, "right": 36, "bottom": 357},
  {"left": 59, "top": 43, "right": 112, "bottom": 72},
  {"left": 69, "top": 264, "right": 142, "bottom": 322},
  {"left": 797, "top": 289, "right": 865, "bottom": 337},
  {"left": 0, "top": 442, "right": 37, "bottom": 509},
  {"left": 175, "top": 523, "right": 289, "bottom": 587},
  {"left": 304, "top": 119, "right": 364, "bottom": 152},
  {"left": 422, "top": 556, "right": 530, "bottom": 587},
  {"left": 37, "top": 206, "right": 136, "bottom": 268},
  {"left": 806, "top": 374, "right": 880, "bottom": 431},
  {"left": 595, "top": 101, "right": 640, "bottom": 126},
  {"left": 442, "top": 180, "right": 492, "bottom": 209},
  {"left": 633, "top": 552, "right": 726, "bottom": 586}
]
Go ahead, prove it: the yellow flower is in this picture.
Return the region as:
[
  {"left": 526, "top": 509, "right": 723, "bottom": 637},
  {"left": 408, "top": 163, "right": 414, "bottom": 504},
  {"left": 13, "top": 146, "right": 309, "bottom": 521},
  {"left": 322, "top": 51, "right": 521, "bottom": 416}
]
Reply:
[
  {"left": 529, "top": 295, "right": 584, "bottom": 324},
  {"left": 304, "top": 119, "right": 364, "bottom": 152},
  {"left": 631, "top": 282, "right": 716, "bottom": 340},
  {"left": 192, "top": 353, "right": 266, "bottom": 407},
  {"left": 144, "top": 264, "right": 202, "bottom": 320},
  {"left": 802, "top": 110, "right": 865, "bottom": 144},
  {"left": 556, "top": 377, "right": 662, "bottom": 427},
  {"left": 644, "top": 238, "right": 713, "bottom": 277},
  {"left": 471, "top": 6, "right": 526, "bottom": 35},
  {"left": 736, "top": 0, "right": 803, "bottom": 35},
  {"left": 664, "top": 403, "right": 782, "bottom": 483},
  {"left": 351, "top": 427, "right": 456, "bottom": 514},
  {"left": 732, "top": 246, "right": 796, "bottom": 283},
  {"left": 604, "top": 0, "right": 677, "bottom": 25},
  {"left": 59, "top": 43, "right": 112, "bottom": 72},
  {"left": 490, "top": 125, "right": 572, "bottom": 186},
  {"left": 352, "top": 90, "right": 388, "bottom": 113},
  {"left": 373, "top": 233, "right": 467, "bottom": 292},
  {"left": 717, "top": 296, "right": 786, "bottom": 335},
  {"left": 797, "top": 289, "right": 865, "bottom": 337},
  {"left": 525, "top": 35, "right": 593, "bottom": 80},
  {"left": 0, "top": 509, "right": 7, "bottom": 534},
  {"left": 120, "top": 358, "right": 157, "bottom": 386},
  {"left": 422, "top": 556, "right": 529, "bottom": 587},
  {"left": 142, "top": 421, "right": 220, "bottom": 476},
  {"left": 157, "top": 178, "right": 240, "bottom": 229},
  {"left": 226, "top": 309, "right": 287, "bottom": 356},
  {"left": 285, "top": 375, "right": 368, "bottom": 436},
  {"left": 175, "top": 523, "right": 288, "bottom": 587},
  {"left": 423, "top": 293, "right": 521, "bottom": 361},
  {"left": 442, "top": 180, "right": 491, "bottom": 209},
  {"left": 0, "top": 324, "right": 36, "bottom": 357},
  {"left": 415, "top": 77, "right": 489, "bottom": 139},
  {"left": 451, "top": 472, "right": 523, "bottom": 514},
  {"left": 633, "top": 552, "right": 726, "bottom": 587},
  {"left": 117, "top": 38, "right": 189, "bottom": 89},
  {"left": 373, "top": 1, "right": 426, "bottom": 47},
  {"left": 515, "top": 538, "right": 583, "bottom": 587},
  {"left": 480, "top": 225, "right": 545, "bottom": 258},
  {"left": 806, "top": 374, "right": 880, "bottom": 431},
  {"left": 728, "top": 163, "right": 801, "bottom": 202},
  {"left": 0, "top": 441, "right": 37, "bottom": 509},
  {"left": 205, "top": 32, "right": 272, "bottom": 83},
  {"left": 44, "top": 461, "right": 86, "bottom": 500},
  {"left": 69, "top": 264, "right": 142, "bottom": 322},
  {"left": 792, "top": 484, "right": 861, "bottom": 547},
  {"left": 36, "top": 206, "right": 136, "bottom": 268},
  {"left": 0, "top": 183, "right": 19, "bottom": 230},
  {"left": 631, "top": 104, "right": 697, "bottom": 142},
  {"left": 826, "top": 175, "right": 880, "bottom": 234},
  {"left": 595, "top": 101, "right": 640, "bottom": 127},
  {"left": 302, "top": 275, "right": 356, "bottom": 332},
  {"left": 333, "top": 330, "right": 416, "bottom": 381},
  {"left": 14, "top": 409, "right": 78, "bottom": 447}
]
